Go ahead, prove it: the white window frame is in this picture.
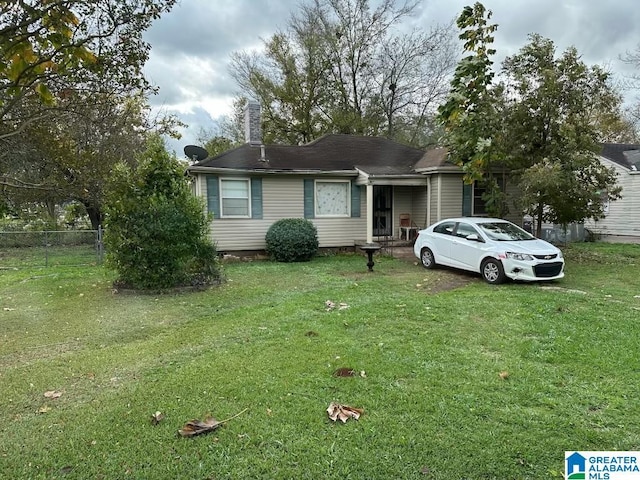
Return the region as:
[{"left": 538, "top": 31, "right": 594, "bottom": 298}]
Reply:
[
  {"left": 220, "top": 178, "right": 251, "bottom": 218},
  {"left": 314, "top": 180, "right": 351, "bottom": 218}
]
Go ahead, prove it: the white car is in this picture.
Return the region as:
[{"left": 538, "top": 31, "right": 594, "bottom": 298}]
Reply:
[{"left": 413, "top": 217, "right": 565, "bottom": 284}]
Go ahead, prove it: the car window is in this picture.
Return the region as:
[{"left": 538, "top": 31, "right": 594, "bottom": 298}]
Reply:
[
  {"left": 433, "top": 221, "right": 456, "bottom": 235},
  {"left": 454, "top": 222, "right": 479, "bottom": 239},
  {"left": 477, "top": 222, "right": 535, "bottom": 241}
]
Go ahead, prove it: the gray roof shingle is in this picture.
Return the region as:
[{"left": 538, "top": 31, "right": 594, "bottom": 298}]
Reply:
[
  {"left": 600, "top": 143, "right": 640, "bottom": 170},
  {"left": 191, "top": 134, "right": 426, "bottom": 174}
]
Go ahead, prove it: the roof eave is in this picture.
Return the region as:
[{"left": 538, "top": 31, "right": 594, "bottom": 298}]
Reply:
[{"left": 187, "top": 166, "right": 359, "bottom": 176}]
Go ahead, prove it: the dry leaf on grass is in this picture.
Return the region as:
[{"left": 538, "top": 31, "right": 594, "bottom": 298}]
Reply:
[
  {"left": 178, "top": 408, "right": 248, "bottom": 438},
  {"left": 326, "top": 402, "right": 363, "bottom": 423},
  {"left": 499, "top": 371, "right": 510, "bottom": 380},
  {"left": 151, "top": 411, "right": 164, "bottom": 425},
  {"left": 178, "top": 417, "right": 221, "bottom": 437},
  {"left": 44, "top": 390, "right": 62, "bottom": 399}
]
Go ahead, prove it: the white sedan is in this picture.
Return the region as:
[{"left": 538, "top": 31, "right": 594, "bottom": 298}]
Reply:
[{"left": 413, "top": 217, "right": 565, "bottom": 284}]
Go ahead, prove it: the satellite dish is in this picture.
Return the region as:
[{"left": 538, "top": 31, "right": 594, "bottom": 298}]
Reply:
[{"left": 184, "top": 145, "right": 209, "bottom": 162}]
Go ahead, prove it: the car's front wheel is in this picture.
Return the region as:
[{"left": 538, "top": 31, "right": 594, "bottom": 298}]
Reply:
[
  {"left": 420, "top": 247, "right": 436, "bottom": 269},
  {"left": 481, "top": 258, "right": 505, "bottom": 284}
]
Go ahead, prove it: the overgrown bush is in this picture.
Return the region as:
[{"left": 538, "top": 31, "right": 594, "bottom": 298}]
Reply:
[
  {"left": 103, "top": 135, "right": 222, "bottom": 290},
  {"left": 265, "top": 218, "right": 319, "bottom": 262}
]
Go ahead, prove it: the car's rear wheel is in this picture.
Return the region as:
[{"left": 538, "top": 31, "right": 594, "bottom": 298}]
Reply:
[
  {"left": 420, "top": 247, "right": 436, "bottom": 269},
  {"left": 481, "top": 258, "right": 505, "bottom": 284}
]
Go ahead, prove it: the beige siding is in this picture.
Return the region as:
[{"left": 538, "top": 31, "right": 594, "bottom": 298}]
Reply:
[
  {"left": 411, "top": 186, "right": 429, "bottom": 229},
  {"left": 202, "top": 175, "right": 367, "bottom": 251},
  {"left": 584, "top": 159, "right": 640, "bottom": 241},
  {"left": 438, "top": 174, "right": 463, "bottom": 220}
]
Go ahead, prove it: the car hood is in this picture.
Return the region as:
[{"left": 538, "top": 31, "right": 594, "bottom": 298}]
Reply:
[{"left": 496, "top": 239, "right": 559, "bottom": 255}]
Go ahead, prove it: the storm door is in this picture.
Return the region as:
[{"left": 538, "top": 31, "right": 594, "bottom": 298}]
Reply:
[{"left": 373, "top": 185, "right": 393, "bottom": 237}]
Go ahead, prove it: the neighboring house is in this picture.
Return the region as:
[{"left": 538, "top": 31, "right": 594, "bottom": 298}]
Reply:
[
  {"left": 584, "top": 143, "right": 640, "bottom": 243},
  {"left": 187, "top": 102, "right": 513, "bottom": 253}
]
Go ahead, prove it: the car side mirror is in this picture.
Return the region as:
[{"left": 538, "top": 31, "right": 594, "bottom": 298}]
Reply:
[{"left": 466, "top": 233, "right": 483, "bottom": 242}]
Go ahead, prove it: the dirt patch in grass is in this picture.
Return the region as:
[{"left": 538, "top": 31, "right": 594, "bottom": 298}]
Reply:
[{"left": 419, "top": 270, "right": 478, "bottom": 293}]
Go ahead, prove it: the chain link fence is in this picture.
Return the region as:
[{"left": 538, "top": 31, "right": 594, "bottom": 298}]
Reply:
[{"left": 0, "top": 228, "right": 104, "bottom": 268}]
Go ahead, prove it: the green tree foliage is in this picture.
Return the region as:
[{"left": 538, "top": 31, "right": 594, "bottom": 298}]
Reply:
[
  {"left": 104, "top": 135, "right": 220, "bottom": 290},
  {"left": 230, "top": 0, "right": 456, "bottom": 146},
  {"left": 0, "top": 0, "right": 177, "bottom": 139},
  {"left": 502, "top": 34, "right": 623, "bottom": 234},
  {"left": 265, "top": 218, "right": 319, "bottom": 262},
  {"left": 1, "top": 92, "right": 182, "bottom": 229},
  {"left": 1, "top": 0, "right": 179, "bottom": 227},
  {"left": 437, "top": 2, "right": 508, "bottom": 217},
  {"left": 440, "top": 3, "right": 624, "bottom": 231}
]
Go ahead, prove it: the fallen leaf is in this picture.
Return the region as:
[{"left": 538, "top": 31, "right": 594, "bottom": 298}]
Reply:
[
  {"left": 420, "top": 465, "right": 431, "bottom": 475},
  {"left": 325, "top": 300, "right": 336, "bottom": 311},
  {"left": 338, "top": 303, "right": 349, "bottom": 310},
  {"left": 333, "top": 367, "right": 355, "bottom": 377},
  {"left": 178, "top": 416, "right": 221, "bottom": 437},
  {"left": 359, "top": 370, "right": 367, "bottom": 378},
  {"left": 38, "top": 405, "right": 51, "bottom": 414},
  {"left": 151, "top": 411, "right": 164, "bottom": 425},
  {"left": 44, "top": 390, "right": 63, "bottom": 399},
  {"left": 499, "top": 371, "right": 510, "bottom": 380},
  {"left": 326, "top": 402, "right": 363, "bottom": 423},
  {"left": 178, "top": 408, "right": 249, "bottom": 438},
  {"left": 3, "top": 308, "right": 15, "bottom": 311}
]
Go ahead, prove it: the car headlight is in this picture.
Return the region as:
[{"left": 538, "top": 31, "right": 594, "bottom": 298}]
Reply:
[
  {"left": 505, "top": 252, "right": 534, "bottom": 261},
  {"left": 557, "top": 250, "right": 563, "bottom": 259}
]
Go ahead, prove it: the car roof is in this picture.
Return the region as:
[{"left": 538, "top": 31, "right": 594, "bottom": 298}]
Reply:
[{"left": 436, "top": 217, "right": 510, "bottom": 225}]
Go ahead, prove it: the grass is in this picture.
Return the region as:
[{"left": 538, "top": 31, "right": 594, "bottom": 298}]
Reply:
[{"left": 1, "top": 243, "right": 639, "bottom": 479}]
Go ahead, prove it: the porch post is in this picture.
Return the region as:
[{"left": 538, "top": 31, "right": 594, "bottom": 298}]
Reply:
[{"left": 366, "top": 183, "right": 373, "bottom": 244}]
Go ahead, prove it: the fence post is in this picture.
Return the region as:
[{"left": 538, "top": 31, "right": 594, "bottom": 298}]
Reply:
[{"left": 97, "top": 225, "right": 104, "bottom": 264}]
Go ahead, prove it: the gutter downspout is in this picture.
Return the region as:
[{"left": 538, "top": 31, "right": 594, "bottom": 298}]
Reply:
[{"left": 426, "top": 176, "right": 431, "bottom": 227}]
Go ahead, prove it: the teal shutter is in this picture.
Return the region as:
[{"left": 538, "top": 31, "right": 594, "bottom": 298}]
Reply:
[
  {"left": 350, "top": 182, "right": 361, "bottom": 217},
  {"left": 206, "top": 176, "right": 220, "bottom": 218},
  {"left": 304, "top": 179, "right": 315, "bottom": 218},
  {"left": 462, "top": 182, "right": 472, "bottom": 216},
  {"left": 251, "top": 178, "right": 263, "bottom": 219}
]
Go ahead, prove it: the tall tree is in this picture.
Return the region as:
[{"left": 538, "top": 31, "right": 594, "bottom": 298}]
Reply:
[
  {"left": 437, "top": 2, "right": 509, "bottom": 217},
  {"left": 0, "top": 0, "right": 178, "bottom": 226},
  {"left": 502, "top": 34, "right": 623, "bottom": 235},
  {"left": 1, "top": 92, "right": 182, "bottom": 228},
  {"left": 230, "top": 0, "right": 456, "bottom": 145}
]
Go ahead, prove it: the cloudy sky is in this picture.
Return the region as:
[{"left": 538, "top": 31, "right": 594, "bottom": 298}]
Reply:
[{"left": 142, "top": 0, "right": 640, "bottom": 155}]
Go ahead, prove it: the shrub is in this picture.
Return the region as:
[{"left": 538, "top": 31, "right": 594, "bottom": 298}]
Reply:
[
  {"left": 103, "top": 135, "right": 222, "bottom": 290},
  {"left": 265, "top": 218, "right": 319, "bottom": 262}
]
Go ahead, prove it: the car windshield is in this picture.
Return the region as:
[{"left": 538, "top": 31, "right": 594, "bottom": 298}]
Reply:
[{"left": 477, "top": 222, "right": 535, "bottom": 241}]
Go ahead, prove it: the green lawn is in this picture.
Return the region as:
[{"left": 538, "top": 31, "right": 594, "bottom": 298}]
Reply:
[{"left": 1, "top": 243, "right": 639, "bottom": 479}]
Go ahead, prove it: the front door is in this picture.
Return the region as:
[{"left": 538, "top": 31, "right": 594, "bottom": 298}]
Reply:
[{"left": 373, "top": 186, "right": 392, "bottom": 237}]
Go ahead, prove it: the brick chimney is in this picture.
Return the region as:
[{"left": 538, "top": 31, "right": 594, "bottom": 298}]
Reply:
[{"left": 244, "top": 100, "right": 262, "bottom": 145}]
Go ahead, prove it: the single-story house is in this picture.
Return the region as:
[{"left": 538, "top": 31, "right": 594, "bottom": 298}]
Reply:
[
  {"left": 186, "top": 102, "right": 519, "bottom": 254},
  {"left": 584, "top": 143, "right": 640, "bottom": 243}
]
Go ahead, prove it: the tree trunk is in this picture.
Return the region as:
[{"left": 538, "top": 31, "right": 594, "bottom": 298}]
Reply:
[{"left": 83, "top": 202, "right": 103, "bottom": 230}]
